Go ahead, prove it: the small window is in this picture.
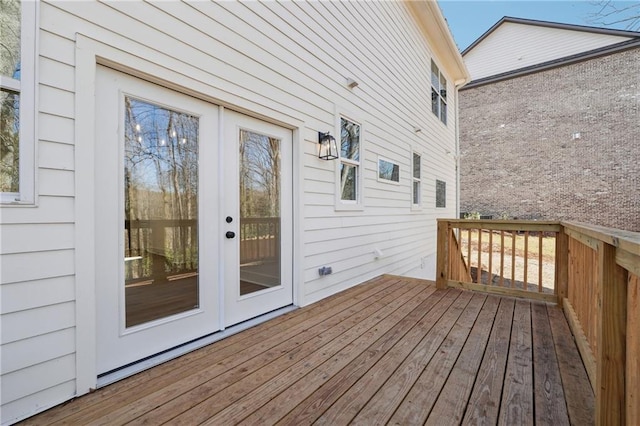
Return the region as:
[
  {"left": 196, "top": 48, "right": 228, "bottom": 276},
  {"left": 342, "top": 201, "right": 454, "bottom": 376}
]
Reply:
[
  {"left": 1, "top": 0, "right": 36, "bottom": 204},
  {"left": 430, "top": 60, "right": 447, "bottom": 125},
  {"left": 436, "top": 179, "right": 446, "bottom": 208},
  {"left": 337, "top": 116, "right": 362, "bottom": 206},
  {"left": 378, "top": 157, "right": 399, "bottom": 183},
  {"left": 412, "top": 152, "right": 421, "bottom": 206}
]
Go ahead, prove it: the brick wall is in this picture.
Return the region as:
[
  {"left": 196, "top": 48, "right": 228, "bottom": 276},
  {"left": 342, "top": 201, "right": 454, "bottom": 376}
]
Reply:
[{"left": 459, "top": 47, "right": 640, "bottom": 231}]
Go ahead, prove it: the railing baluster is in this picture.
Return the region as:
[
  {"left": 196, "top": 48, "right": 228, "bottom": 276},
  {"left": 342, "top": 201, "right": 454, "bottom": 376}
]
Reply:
[
  {"left": 488, "top": 230, "right": 493, "bottom": 286},
  {"left": 467, "top": 229, "right": 472, "bottom": 267},
  {"left": 524, "top": 231, "right": 529, "bottom": 289},
  {"left": 539, "top": 233, "right": 544, "bottom": 292},
  {"left": 500, "top": 231, "right": 505, "bottom": 287},
  {"left": 511, "top": 231, "right": 516, "bottom": 288},
  {"left": 477, "top": 229, "right": 482, "bottom": 284}
]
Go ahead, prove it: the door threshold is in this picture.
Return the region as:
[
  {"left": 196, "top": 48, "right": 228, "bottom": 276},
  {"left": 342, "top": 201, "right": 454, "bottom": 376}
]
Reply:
[{"left": 97, "top": 304, "right": 297, "bottom": 388}]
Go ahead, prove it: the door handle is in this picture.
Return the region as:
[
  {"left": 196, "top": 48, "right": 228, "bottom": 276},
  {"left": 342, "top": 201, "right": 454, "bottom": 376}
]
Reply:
[{"left": 225, "top": 231, "right": 236, "bottom": 239}]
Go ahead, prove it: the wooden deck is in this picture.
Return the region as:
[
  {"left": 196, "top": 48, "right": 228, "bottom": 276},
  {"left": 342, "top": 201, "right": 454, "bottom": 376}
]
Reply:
[{"left": 23, "top": 276, "right": 594, "bottom": 425}]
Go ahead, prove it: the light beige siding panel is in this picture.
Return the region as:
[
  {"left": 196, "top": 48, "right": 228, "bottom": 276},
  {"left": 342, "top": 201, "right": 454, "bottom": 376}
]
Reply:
[
  {"left": 38, "top": 56, "right": 74, "bottom": 92},
  {"left": 0, "top": 196, "right": 74, "bottom": 224},
  {"left": 304, "top": 179, "right": 335, "bottom": 196},
  {"left": 115, "top": 1, "right": 332, "bottom": 119},
  {"left": 165, "top": 1, "right": 342, "bottom": 109},
  {"left": 1, "top": 328, "right": 75, "bottom": 374},
  {"left": 323, "top": 1, "right": 425, "bottom": 110},
  {"left": 273, "top": 1, "right": 433, "bottom": 134},
  {"left": 303, "top": 1, "right": 430, "bottom": 127},
  {"left": 39, "top": 29, "right": 75, "bottom": 65},
  {"left": 306, "top": 230, "right": 425, "bottom": 269},
  {"left": 465, "top": 22, "right": 633, "bottom": 80},
  {"left": 0, "top": 224, "right": 74, "bottom": 255},
  {"left": 40, "top": 2, "right": 326, "bottom": 128},
  {"left": 0, "top": 354, "right": 75, "bottom": 405},
  {"left": 38, "top": 141, "right": 74, "bottom": 171},
  {"left": 0, "top": 381, "right": 75, "bottom": 426},
  {"left": 305, "top": 225, "right": 424, "bottom": 257},
  {"left": 235, "top": 2, "right": 430, "bottom": 140},
  {"left": 38, "top": 169, "right": 74, "bottom": 197},
  {"left": 38, "top": 84, "right": 74, "bottom": 119},
  {"left": 1, "top": 302, "right": 75, "bottom": 344},
  {"left": 0, "top": 250, "right": 74, "bottom": 284},
  {"left": 1, "top": 276, "right": 75, "bottom": 314},
  {"left": 38, "top": 113, "right": 74, "bottom": 145},
  {"left": 304, "top": 254, "right": 418, "bottom": 303}
]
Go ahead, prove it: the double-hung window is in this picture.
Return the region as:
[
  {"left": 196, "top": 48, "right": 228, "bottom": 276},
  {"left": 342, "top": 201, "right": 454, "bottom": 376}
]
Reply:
[
  {"left": 412, "top": 152, "right": 421, "bottom": 207},
  {"left": 337, "top": 116, "right": 362, "bottom": 207},
  {"left": 430, "top": 60, "right": 447, "bottom": 125},
  {"left": 1, "top": 0, "right": 37, "bottom": 204}
]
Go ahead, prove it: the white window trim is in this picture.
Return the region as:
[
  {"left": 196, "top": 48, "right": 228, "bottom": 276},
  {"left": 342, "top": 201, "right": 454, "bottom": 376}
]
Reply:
[
  {"left": 1, "top": 1, "right": 38, "bottom": 205},
  {"left": 430, "top": 59, "right": 447, "bottom": 127},
  {"left": 377, "top": 156, "right": 400, "bottom": 185},
  {"left": 334, "top": 110, "right": 364, "bottom": 211},
  {"left": 411, "top": 149, "right": 422, "bottom": 210}
]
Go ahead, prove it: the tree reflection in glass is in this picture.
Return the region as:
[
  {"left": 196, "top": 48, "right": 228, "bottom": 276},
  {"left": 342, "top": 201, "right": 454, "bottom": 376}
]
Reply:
[
  {"left": 239, "top": 129, "right": 281, "bottom": 295},
  {"left": 123, "top": 97, "right": 199, "bottom": 327}
]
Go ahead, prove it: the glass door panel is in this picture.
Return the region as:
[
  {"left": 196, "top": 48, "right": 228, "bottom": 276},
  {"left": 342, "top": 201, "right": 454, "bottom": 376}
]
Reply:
[
  {"left": 123, "top": 97, "right": 199, "bottom": 327},
  {"left": 223, "top": 110, "right": 292, "bottom": 327},
  {"left": 239, "top": 129, "right": 281, "bottom": 295}
]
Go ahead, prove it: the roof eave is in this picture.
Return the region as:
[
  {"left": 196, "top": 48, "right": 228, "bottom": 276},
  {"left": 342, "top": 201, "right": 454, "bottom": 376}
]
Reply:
[
  {"left": 463, "top": 16, "right": 640, "bottom": 56},
  {"left": 406, "top": 0, "right": 470, "bottom": 86}
]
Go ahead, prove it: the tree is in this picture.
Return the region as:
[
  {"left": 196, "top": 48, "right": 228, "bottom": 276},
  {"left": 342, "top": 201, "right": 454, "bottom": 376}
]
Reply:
[{"left": 588, "top": 1, "right": 640, "bottom": 32}]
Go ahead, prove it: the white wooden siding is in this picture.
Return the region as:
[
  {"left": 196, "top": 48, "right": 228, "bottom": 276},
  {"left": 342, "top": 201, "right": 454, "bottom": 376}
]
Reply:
[
  {"left": 465, "top": 21, "right": 633, "bottom": 81},
  {"left": 0, "top": 1, "right": 461, "bottom": 423}
]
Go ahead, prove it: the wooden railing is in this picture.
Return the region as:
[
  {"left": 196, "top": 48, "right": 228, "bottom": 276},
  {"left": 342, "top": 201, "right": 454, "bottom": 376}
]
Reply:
[
  {"left": 124, "top": 217, "right": 280, "bottom": 283},
  {"left": 239, "top": 217, "right": 280, "bottom": 264},
  {"left": 437, "top": 219, "right": 562, "bottom": 303},
  {"left": 437, "top": 219, "right": 640, "bottom": 425}
]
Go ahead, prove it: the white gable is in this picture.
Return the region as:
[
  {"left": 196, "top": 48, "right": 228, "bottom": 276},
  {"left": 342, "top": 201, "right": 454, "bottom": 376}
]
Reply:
[{"left": 464, "top": 21, "right": 634, "bottom": 81}]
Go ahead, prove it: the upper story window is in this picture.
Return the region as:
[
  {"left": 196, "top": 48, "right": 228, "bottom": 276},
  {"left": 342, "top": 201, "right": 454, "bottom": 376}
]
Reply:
[
  {"left": 436, "top": 179, "right": 446, "bottom": 208},
  {"left": 431, "top": 60, "right": 447, "bottom": 125},
  {"left": 1, "top": 0, "right": 36, "bottom": 204},
  {"left": 412, "top": 152, "right": 421, "bottom": 207},
  {"left": 337, "top": 116, "right": 363, "bottom": 208}
]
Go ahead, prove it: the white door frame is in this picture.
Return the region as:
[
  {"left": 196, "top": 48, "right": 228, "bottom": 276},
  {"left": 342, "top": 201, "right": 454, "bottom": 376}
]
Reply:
[{"left": 75, "top": 36, "right": 305, "bottom": 393}]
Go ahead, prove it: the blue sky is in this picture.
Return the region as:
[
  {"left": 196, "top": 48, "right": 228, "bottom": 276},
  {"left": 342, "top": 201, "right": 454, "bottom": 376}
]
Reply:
[{"left": 438, "top": 1, "right": 640, "bottom": 51}]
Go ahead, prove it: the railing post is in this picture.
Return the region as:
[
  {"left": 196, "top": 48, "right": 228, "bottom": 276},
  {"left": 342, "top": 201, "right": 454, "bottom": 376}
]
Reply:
[
  {"left": 436, "top": 220, "right": 448, "bottom": 289},
  {"left": 595, "top": 241, "right": 628, "bottom": 426},
  {"left": 555, "top": 226, "right": 569, "bottom": 304}
]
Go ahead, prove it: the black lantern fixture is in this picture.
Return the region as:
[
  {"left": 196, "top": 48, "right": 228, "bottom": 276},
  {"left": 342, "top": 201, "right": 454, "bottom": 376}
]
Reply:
[{"left": 318, "top": 131, "right": 339, "bottom": 160}]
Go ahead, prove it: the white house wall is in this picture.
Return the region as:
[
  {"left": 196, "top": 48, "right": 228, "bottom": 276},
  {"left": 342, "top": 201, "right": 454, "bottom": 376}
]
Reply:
[
  {"left": 0, "top": 1, "right": 460, "bottom": 423},
  {"left": 464, "top": 21, "right": 633, "bottom": 80}
]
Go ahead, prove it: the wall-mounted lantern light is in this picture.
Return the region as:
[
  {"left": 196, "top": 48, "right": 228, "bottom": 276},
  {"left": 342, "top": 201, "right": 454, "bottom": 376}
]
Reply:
[{"left": 318, "top": 132, "right": 339, "bottom": 160}]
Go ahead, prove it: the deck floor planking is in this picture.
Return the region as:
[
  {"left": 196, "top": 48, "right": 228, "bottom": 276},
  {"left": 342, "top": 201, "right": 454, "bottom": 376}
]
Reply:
[{"left": 21, "top": 276, "right": 594, "bottom": 426}]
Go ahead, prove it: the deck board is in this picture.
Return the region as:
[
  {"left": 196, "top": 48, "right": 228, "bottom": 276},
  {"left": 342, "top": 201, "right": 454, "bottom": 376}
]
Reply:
[
  {"left": 21, "top": 276, "right": 594, "bottom": 426},
  {"left": 462, "top": 297, "right": 515, "bottom": 425},
  {"left": 531, "top": 302, "right": 570, "bottom": 425},
  {"left": 499, "top": 299, "right": 534, "bottom": 426},
  {"left": 425, "top": 294, "right": 501, "bottom": 425}
]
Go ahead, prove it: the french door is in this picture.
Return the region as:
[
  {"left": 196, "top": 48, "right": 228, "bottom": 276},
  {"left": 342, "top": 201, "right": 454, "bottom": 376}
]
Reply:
[
  {"left": 94, "top": 67, "right": 292, "bottom": 374},
  {"left": 222, "top": 110, "right": 293, "bottom": 326}
]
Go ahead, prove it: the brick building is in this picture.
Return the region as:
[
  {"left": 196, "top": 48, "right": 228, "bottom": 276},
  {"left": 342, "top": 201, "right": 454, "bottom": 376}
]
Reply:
[{"left": 459, "top": 17, "right": 640, "bottom": 231}]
